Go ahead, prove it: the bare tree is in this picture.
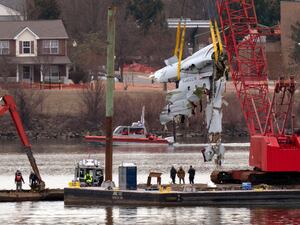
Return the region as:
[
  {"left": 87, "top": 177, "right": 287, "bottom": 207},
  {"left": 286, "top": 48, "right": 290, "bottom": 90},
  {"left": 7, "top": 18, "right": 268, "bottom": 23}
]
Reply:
[
  {"left": 0, "top": 57, "right": 17, "bottom": 84},
  {"left": 114, "top": 92, "right": 165, "bottom": 130},
  {"left": 59, "top": 0, "right": 109, "bottom": 39},
  {"left": 223, "top": 93, "right": 246, "bottom": 137},
  {"left": 8, "top": 87, "right": 47, "bottom": 129},
  {"left": 73, "top": 32, "right": 106, "bottom": 76},
  {"left": 79, "top": 80, "right": 105, "bottom": 131},
  {"left": 59, "top": 0, "right": 208, "bottom": 71}
]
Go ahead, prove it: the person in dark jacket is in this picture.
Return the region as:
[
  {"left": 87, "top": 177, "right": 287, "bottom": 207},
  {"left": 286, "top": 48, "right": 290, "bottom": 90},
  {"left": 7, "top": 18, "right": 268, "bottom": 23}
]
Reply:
[
  {"left": 29, "top": 172, "right": 38, "bottom": 190},
  {"left": 188, "top": 165, "right": 196, "bottom": 184},
  {"left": 177, "top": 166, "right": 185, "bottom": 184},
  {"left": 170, "top": 166, "right": 177, "bottom": 184}
]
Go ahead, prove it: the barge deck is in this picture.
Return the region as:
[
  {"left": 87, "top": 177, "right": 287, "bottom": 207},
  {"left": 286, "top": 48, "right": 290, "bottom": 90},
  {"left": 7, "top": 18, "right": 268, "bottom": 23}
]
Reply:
[{"left": 64, "top": 186, "right": 300, "bottom": 207}]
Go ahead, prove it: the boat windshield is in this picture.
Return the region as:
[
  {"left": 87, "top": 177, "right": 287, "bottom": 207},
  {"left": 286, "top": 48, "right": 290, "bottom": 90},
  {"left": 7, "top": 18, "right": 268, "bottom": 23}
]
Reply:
[
  {"left": 113, "top": 126, "right": 145, "bottom": 135},
  {"left": 113, "top": 126, "right": 128, "bottom": 135}
]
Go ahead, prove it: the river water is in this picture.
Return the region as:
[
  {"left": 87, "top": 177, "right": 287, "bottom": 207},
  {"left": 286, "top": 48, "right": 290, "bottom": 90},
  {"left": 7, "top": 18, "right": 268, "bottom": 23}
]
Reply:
[{"left": 0, "top": 140, "right": 300, "bottom": 225}]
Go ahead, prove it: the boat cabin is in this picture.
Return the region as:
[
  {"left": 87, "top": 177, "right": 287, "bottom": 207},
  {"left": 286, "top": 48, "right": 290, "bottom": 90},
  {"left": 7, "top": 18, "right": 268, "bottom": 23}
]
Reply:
[
  {"left": 74, "top": 159, "right": 104, "bottom": 187},
  {"left": 113, "top": 121, "right": 147, "bottom": 137}
]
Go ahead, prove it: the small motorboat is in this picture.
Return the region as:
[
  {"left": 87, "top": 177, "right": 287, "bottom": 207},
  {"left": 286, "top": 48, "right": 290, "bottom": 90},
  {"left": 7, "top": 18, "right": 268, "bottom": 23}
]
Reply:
[
  {"left": 85, "top": 107, "right": 173, "bottom": 146},
  {"left": 70, "top": 158, "right": 104, "bottom": 187}
]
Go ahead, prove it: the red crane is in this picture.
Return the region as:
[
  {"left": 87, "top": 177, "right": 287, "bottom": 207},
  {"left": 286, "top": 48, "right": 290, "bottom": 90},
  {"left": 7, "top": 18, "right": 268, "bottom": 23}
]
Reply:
[
  {"left": 211, "top": 0, "right": 300, "bottom": 184},
  {"left": 0, "top": 95, "right": 45, "bottom": 189}
]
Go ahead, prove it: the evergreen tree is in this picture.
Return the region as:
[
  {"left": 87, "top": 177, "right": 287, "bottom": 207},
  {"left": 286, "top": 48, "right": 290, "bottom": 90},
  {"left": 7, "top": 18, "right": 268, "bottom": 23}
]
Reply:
[
  {"left": 126, "top": 0, "right": 164, "bottom": 33},
  {"left": 37, "top": 0, "right": 60, "bottom": 19},
  {"left": 254, "top": 0, "right": 280, "bottom": 26}
]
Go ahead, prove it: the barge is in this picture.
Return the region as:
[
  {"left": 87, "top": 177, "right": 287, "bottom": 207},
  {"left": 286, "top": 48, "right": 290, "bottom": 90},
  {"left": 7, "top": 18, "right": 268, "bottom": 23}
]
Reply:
[
  {"left": 0, "top": 189, "right": 63, "bottom": 202},
  {"left": 64, "top": 186, "right": 300, "bottom": 207}
]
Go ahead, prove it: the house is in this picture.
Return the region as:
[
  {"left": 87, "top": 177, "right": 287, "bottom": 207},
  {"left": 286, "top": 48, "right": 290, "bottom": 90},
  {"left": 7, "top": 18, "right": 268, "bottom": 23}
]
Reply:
[
  {"left": 0, "top": 0, "right": 24, "bottom": 21},
  {"left": 0, "top": 19, "right": 71, "bottom": 84}
]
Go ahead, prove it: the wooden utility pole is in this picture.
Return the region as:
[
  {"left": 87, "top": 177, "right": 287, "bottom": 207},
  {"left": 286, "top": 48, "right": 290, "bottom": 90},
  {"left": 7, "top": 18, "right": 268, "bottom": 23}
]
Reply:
[{"left": 105, "top": 5, "right": 116, "bottom": 181}]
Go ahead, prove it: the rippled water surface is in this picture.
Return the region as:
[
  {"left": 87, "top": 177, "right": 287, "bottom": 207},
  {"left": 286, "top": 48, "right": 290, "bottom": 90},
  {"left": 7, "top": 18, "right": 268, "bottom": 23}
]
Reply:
[{"left": 0, "top": 140, "right": 299, "bottom": 224}]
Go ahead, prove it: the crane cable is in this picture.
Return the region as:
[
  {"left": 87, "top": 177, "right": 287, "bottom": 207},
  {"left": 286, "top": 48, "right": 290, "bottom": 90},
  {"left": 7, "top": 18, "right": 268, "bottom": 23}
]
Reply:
[
  {"left": 177, "top": 23, "right": 186, "bottom": 81},
  {"left": 173, "top": 0, "right": 187, "bottom": 81},
  {"left": 208, "top": 0, "right": 223, "bottom": 62}
]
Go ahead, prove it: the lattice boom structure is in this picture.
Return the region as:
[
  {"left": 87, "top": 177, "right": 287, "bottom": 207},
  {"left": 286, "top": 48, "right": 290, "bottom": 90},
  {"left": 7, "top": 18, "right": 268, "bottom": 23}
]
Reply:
[{"left": 216, "top": 0, "right": 273, "bottom": 136}]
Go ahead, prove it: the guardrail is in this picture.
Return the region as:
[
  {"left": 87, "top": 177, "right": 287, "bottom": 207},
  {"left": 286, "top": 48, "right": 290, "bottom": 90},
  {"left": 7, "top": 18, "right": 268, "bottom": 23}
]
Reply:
[{"left": 0, "top": 82, "right": 89, "bottom": 90}]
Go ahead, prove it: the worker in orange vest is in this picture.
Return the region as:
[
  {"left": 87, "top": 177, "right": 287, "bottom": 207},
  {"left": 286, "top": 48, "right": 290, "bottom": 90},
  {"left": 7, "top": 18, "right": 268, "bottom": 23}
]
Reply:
[{"left": 15, "top": 170, "right": 25, "bottom": 191}]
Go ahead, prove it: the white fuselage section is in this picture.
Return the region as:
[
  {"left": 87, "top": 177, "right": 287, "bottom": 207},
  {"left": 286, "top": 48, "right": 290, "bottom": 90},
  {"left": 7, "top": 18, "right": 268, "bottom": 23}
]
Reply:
[{"left": 153, "top": 43, "right": 227, "bottom": 165}]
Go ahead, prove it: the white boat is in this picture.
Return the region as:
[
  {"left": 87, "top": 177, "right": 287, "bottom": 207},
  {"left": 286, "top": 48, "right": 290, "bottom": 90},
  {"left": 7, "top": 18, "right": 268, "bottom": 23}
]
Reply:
[{"left": 85, "top": 107, "right": 173, "bottom": 146}]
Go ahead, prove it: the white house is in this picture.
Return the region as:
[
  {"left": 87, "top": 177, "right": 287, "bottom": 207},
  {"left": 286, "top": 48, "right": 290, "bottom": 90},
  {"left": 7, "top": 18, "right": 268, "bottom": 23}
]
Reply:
[
  {"left": 0, "top": 0, "right": 24, "bottom": 21},
  {"left": 0, "top": 20, "right": 71, "bottom": 84}
]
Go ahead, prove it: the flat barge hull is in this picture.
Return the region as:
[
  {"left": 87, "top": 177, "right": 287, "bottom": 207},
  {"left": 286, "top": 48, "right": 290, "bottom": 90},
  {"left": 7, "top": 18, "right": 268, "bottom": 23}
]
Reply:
[
  {"left": 85, "top": 136, "right": 169, "bottom": 146},
  {"left": 0, "top": 189, "right": 64, "bottom": 202},
  {"left": 64, "top": 188, "right": 300, "bottom": 207}
]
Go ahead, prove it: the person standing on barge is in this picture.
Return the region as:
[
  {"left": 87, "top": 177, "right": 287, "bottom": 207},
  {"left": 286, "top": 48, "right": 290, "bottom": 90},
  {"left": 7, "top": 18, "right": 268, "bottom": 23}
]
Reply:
[
  {"left": 15, "top": 170, "right": 25, "bottom": 191},
  {"left": 177, "top": 166, "right": 185, "bottom": 184},
  {"left": 188, "top": 165, "right": 196, "bottom": 184},
  {"left": 170, "top": 166, "right": 177, "bottom": 184}
]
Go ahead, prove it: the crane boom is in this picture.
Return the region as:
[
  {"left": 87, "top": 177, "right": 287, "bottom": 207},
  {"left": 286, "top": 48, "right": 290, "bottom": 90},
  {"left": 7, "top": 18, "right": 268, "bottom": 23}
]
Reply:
[
  {"left": 210, "top": 0, "right": 300, "bottom": 184},
  {"left": 0, "top": 95, "right": 44, "bottom": 189},
  {"left": 215, "top": 0, "right": 272, "bottom": 136}
]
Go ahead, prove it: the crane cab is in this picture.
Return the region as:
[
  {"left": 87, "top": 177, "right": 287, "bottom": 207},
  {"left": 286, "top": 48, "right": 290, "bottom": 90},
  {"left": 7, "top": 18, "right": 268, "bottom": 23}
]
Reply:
[{"left": 74, "top": 159, "right": 104, "bottom": 187}]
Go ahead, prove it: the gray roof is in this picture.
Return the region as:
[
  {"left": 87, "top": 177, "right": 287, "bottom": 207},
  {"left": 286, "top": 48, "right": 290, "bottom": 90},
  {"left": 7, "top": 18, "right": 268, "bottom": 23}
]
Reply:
[
  {"left": 9, "top": 56, "right": 71, "bottom": 64},
  {"left": 0, "top": 20, "right": 69, "bottom": 39},
  {"left": 0, "top": 0, "right": 25, "bottom": 12}
]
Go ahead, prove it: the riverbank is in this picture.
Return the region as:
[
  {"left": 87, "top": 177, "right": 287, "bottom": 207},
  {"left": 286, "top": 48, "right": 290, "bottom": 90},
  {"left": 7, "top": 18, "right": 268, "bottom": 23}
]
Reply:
[
  {"left": 0, "top": 86, "right": 298, "bottom": 142},
  {"left": 0, "top": 121, "right": 249, "bottom": 143}
]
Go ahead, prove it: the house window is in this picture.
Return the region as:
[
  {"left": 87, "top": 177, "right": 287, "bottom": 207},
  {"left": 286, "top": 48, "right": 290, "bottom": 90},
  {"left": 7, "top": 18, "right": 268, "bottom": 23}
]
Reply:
[
  {"left": 23, "top": 41, "right": 31, "bottom": 54},
  {"left": 0, "top": 41, "right": 9, "bottom": 55},
  {"left": 23, "top": 66, "right": 30, "bottom": 79},
  {"left": 43, "top": 40, "right": 59, "bottom": 54}
]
